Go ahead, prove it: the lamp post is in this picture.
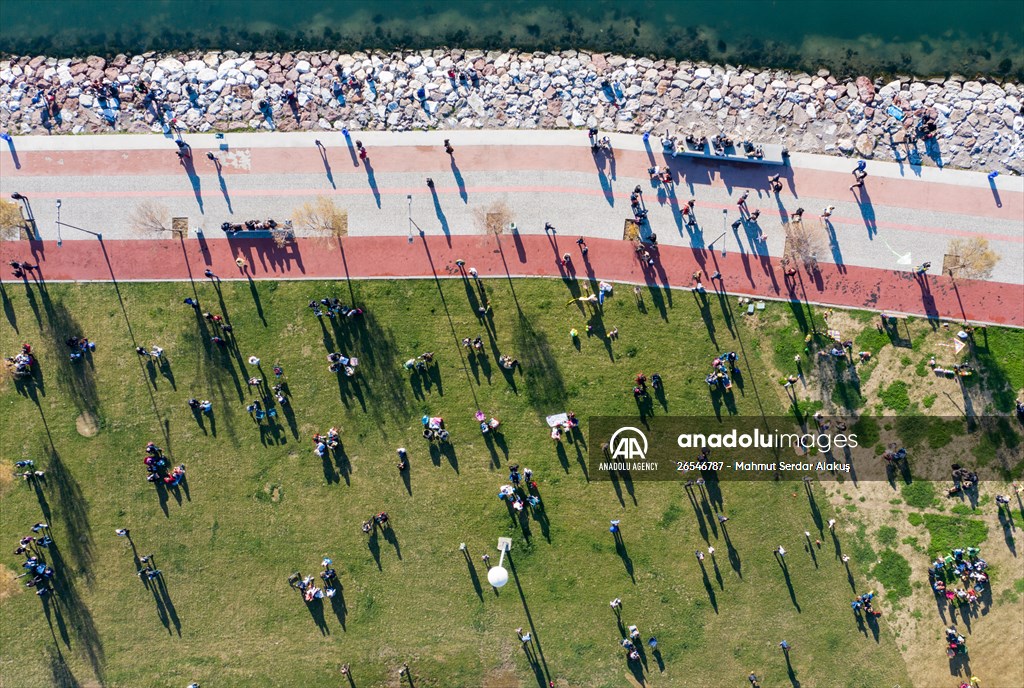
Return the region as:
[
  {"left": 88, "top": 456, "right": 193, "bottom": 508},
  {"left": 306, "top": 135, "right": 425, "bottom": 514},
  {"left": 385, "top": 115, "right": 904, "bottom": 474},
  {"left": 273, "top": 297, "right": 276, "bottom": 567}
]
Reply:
[
  {"left": 487, "top": 537, "right": 513, "bottom": 588},
  {"left": 407, "top": 194, "right": 413, "bottom": 243},
  {"left": 54, "top": 199, "right": 102, "bottom": 247}
]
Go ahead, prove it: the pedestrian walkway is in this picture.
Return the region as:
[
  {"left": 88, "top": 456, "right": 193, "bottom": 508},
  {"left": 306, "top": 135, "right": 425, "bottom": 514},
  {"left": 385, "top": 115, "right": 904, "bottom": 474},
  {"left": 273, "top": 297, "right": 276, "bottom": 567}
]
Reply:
[
  {"left": 2, "top": 234, "right": 1020, "bottom": 327},
  {"left": 1, "top": 130, "right": 1021, "bottom": 326}
]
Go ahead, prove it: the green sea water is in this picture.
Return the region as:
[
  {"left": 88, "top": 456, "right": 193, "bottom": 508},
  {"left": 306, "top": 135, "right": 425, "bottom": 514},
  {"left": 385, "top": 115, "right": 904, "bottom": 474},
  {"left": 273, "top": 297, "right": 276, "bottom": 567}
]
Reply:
[{"left": 1, "top": 0, "right": 1022, "bottom": 79}]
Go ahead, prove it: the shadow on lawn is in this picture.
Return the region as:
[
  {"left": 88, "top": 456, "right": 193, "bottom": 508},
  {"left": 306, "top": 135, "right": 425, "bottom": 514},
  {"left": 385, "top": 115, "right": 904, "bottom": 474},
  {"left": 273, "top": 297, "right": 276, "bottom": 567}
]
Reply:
[{"left": 514, "top": 313, "right": 566, "bottom": 417}]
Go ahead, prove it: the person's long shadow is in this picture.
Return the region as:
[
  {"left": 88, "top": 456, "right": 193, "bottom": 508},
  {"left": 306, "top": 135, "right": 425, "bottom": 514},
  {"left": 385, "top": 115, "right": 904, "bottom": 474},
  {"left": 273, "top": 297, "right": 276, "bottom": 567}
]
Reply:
[
  {"left": 855, "top": 187, "right": 877, "bottom": 238},
  {"left": 823, "top": 221, "right": 846, "bottom": 273},
  {"left": 304, "top": 597, "right": 330, "bottom": 635},
  {"left": 5, "top": 137, "right": 20, "bottom": 168},
  {"left": 363, "top": 159, "right": 381, "bottom": 208},
  {"left": 368, "top": 530, "right": 382, "bottom": 570},
  {"left": 179, "top": 154, "right": 204, "bottom": 214},
  {"left": 698, "top": 559, "right": 718, "bottom": 613},
  {"left": 462, "top": 549, "right": 484, "bottom": 601},
  {"left": 592, "top": 150, "right": 615, "bottom": 206},
  {"left": 613, "top": 532, "right": 636, "bottom": 584},
  {"left": 999, "top": 509, "right": 1017, "bottom": 556},
  {"left": 784, "top": 650, "right": 801, "bottom": 688},
  {"left": 345, "top": 135, "right": 359, "bottom": 167},
  {"left": 429, "top": 185, "right": 451, "bottom": 245},
  {"left": 214, "top": 162, "right": 234, "bottom": 213},
  {"left": 154, "top": 575, "right": 181, "bottom": 636},
  {"left": 316, "top": 144, "right": 336, "bottom": 189},
  {"left": 330, "top": 588, "right": 347, "bottom": 630},
  {"left": 684, "top": 487, "right": 710, "bottom": 542},
  {"left": 989, "top": 177, "right": 1002, "bottom": 208},
  {"left": 244, "top": 274, "right": 267, "bottom": 326},
  {"left": 711, "top": 554, "right": 724, "bottom": 589},
  {"left": 450, "top": 158, "right": 467, "bottom": 203},
  {"left": 777, "top": 555, "right": 801, "bottom": 611},
  {"left": 383, "top": 526, "right": 402, "bottom": 559}
]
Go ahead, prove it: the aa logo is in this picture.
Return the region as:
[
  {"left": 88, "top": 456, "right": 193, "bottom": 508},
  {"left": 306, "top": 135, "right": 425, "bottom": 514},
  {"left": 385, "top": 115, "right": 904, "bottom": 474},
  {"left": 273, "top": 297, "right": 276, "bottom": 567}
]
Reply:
[{"left": 609, "top": 427, "right": 648, "bottom": 460}]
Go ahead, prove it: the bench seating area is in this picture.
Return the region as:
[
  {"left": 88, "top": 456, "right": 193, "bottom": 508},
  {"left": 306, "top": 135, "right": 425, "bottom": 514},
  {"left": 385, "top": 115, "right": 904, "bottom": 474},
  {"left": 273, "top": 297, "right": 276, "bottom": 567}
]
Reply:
[{"left": 674, "top": 141, "right": 787, "bottom": 165}]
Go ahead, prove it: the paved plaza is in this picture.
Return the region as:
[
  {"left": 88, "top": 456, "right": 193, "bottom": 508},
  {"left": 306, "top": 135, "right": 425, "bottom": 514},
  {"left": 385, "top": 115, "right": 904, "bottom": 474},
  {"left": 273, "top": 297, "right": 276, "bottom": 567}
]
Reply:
[{"left": 2, "top": 130, "right": 1022, "bottom": 325}]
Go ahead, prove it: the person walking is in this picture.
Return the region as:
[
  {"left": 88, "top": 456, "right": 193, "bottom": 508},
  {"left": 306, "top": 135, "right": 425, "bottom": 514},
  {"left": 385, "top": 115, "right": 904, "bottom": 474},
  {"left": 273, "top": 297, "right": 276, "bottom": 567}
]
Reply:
[
  {"left": 443, "top": 139, "right": 454, "bottom": 155},
  {"left": 821, "top": 205, "right": 835, "bottom": 219},
  {"left": 850, "top": 166, "right": 868, "bottom": 190},
  {"left": 914, "top": 262, "right": 932, "bottom": 275},
  {"left": 792, "top": 207, "right": 805, "bottom": 221}
]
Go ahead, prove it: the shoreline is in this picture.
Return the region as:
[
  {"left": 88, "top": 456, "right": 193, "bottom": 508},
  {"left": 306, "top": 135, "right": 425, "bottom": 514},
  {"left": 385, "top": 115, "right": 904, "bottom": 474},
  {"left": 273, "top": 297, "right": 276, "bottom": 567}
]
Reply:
[{"left": 1, "top": 49, "right": 1021, "bottom": 173}]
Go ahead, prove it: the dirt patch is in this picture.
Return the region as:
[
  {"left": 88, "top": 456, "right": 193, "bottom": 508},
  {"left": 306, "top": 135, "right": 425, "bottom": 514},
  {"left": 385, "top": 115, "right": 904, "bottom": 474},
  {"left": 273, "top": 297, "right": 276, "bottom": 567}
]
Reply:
[
  {"left": 76, "top": 411, "right": 99, "bottom": 437},
  {"left": 482, "top": 668, "right": 520, "bottom": 688},
  {"left": 0, "top": 468, "right": 14, "bottom": 496},
  {"left": 0, "top": 564, "right": 22, "bottom": 603},
  {"left": 825, "top": 480, "right": 1024, "bottom": 688}
]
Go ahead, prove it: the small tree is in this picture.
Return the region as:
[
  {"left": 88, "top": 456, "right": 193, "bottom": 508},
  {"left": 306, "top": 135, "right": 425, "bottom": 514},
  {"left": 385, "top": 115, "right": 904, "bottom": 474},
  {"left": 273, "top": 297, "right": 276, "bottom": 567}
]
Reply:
[
  {"left": 475, "top": 200, "right": 513, "bottom": 237},
  {"left": 0, "top": 199, "right": 25, "bottom": 241},
  {"left": 946, "top": 237, "right": 998, "bottom": 280},
  {"left": 781, "top": 219, "right": 827, "bottom": 272},
  {"left": 129, "top": 200, "right": 172, "bottom": 235},
  {"left": 293, "top": 197, "right": 348, "bottom": 239}
]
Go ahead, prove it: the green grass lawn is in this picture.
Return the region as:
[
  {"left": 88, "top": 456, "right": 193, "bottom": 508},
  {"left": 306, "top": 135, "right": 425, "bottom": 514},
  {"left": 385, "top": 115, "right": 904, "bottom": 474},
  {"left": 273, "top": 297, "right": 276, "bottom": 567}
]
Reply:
[{"left": 0, "top": 275, "right": 928, "bottom": 687}]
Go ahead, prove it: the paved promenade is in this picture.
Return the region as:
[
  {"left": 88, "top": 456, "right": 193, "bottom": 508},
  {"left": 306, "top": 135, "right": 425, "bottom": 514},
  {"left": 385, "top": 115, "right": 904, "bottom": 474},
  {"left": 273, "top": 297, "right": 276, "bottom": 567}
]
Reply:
[{"left": 1, "top": 130, "right": 1021, "bottom": 325}]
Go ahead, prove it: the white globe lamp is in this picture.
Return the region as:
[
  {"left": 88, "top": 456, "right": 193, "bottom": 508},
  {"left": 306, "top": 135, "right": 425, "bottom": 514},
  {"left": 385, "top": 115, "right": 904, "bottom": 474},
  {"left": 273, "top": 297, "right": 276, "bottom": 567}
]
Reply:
[{"left": 488, "top": 537, "right": 513, "bottom": 588}]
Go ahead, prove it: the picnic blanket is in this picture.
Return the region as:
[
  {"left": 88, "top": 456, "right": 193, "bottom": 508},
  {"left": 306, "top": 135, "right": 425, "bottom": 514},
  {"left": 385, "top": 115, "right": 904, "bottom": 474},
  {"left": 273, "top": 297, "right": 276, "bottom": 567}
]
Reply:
[{"left": 545, "top": 412, "right": 569, "bottom": 428}]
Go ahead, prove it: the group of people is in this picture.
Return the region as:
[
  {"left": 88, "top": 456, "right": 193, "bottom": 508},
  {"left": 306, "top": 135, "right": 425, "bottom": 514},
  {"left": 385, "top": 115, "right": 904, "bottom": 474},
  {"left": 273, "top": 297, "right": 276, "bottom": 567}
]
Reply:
[
  {"left": 7, "top": 260, "right": 37, "bottom": 279},
  {"left": 461, "top": 336, "right": 485, "bottom": 353},
  {"left": 947, "top": 463, "right": 980, "bottom": 497},
  {"left": 312, "top": 428, "right": 341, "bottom": 457},
  {"left": 288, "top": 557, "right": 339, "bottom": 602},
  {"left": 403, "top": 352, "right": 435, "bottom": 372},
  {"left": 12, "top": 523, "right": 56, "bottom": 597},
  {"left": 361, "top": 512, "right": 391, "bottom": 535},
  {"left": 609, "top": 600, "right": 657, "bottom": 663},
  {"left": 929, "top": 546, "right": 989, "bottom": 607},
  {"left": 850, "top": 590, "right": 882, "bottom": 618},
  {"left": 421, "top": 415, "right": 450, "bottom": 443},
  {"left": 475, "top": 411, "right": 501, "bottom": 435},
  {"left": 632, "top": 372, "right": 663, "bottom": 399},
  {"left": 550, "top": 411, "right": 580, "bottom": 441},
  {"left": 498, "top": 465, "right": 541, "bottom": 513},
  {"left": 308, "top": 297, "right": 365, "bottom": 321},
  {"left": 945, "top": 625, "right": 969, "bottom": 658},
  {"left": 65, "top": 336, "right": 96, "bottom": 362},
  {"left": 588, "top": 128, "right": 612, "bottom": 152},
  {"left": 3, "top": 343, "right": 34, "bottom": 378},
  {"left": 705, "top": 352, "right": 738, "bottom": 391},
  {"left": 327, "top": 352, "right": 358, "bottom": 376},
  {"left": 12, "top": 458, "right": 46, "bottom": 482},
  {"left": 142, "top": 442, "right": 186, "bottom": 487},
  {"left": 220, "top": 218, "right": 283, "bottom": 233}
]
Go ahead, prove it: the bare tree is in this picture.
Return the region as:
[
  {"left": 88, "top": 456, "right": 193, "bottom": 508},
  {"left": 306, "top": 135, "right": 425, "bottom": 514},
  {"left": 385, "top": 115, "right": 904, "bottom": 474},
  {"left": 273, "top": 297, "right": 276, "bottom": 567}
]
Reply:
[
  {"left": 474, "top": 200, "right": 513, "bottom": 236},
  {"left": 0, "top": 199, "right": 26, "bottom": 242},
  {"left": 293, "top": 196, "right": 348, "bottom": 239},
  {"left": 129, "top": 200, "right": 172, "bottom": 235},
  {"left": 945, "top": 237, "right": 999, "bottom": 280},
  {"left": 781, "top": 219, "right": 827, "bottom": 272}
]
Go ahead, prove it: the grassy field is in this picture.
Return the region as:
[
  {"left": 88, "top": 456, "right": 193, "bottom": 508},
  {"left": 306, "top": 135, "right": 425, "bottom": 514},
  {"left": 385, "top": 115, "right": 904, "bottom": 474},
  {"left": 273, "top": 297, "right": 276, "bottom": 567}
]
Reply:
[{"left": 1, "top": 272, "right": 1016, "bottom": 688}]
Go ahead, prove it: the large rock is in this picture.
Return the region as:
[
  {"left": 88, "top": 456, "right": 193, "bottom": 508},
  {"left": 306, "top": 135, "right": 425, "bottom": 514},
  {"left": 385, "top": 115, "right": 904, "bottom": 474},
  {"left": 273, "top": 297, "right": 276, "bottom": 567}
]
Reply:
[
  {"left": 855, "top": 133, "right": 875, "bottom": 157},
  {"left": 856, "top": 76, "right": 875, "bottom": 104}
]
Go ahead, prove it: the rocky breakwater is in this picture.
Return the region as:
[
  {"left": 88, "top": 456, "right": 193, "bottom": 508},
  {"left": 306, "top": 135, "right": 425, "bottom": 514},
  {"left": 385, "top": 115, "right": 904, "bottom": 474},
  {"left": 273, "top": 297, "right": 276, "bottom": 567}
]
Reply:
[{"left": 1, "top": 49, "right": 1021, "bottom": 172}]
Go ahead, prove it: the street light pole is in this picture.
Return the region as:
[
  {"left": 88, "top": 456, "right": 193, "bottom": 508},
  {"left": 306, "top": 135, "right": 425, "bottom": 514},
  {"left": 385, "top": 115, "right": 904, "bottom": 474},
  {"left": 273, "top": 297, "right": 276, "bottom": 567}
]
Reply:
[
  {"left": 54, "top": 199, "right": 102, "bottom": 245},
  {"left": 407, "top": 194, "right": 413, "bottom": 243}
]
